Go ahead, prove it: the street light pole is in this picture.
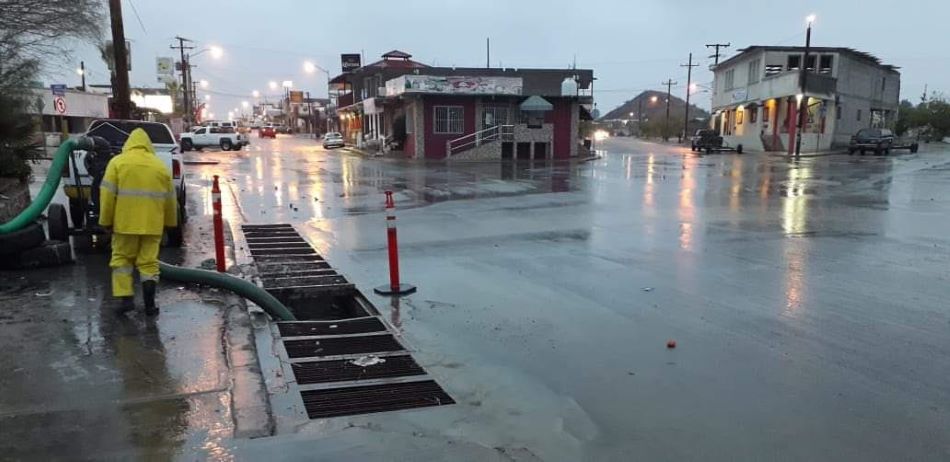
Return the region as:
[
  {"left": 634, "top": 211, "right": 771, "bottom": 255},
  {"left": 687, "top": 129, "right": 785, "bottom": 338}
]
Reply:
[{"left": 795, "top": 15, "right": 815, "bottom": 157}]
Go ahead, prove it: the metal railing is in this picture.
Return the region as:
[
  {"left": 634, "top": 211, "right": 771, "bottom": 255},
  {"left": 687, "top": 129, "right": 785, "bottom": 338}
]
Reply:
[{"left": 446, "top": 124, "right": 513, "bottom": 156}]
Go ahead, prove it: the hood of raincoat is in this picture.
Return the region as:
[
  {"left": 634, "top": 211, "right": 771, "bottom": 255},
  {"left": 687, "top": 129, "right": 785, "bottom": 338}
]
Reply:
[{"left": 121, "top": 128, "right": 156, "bottom": 155}]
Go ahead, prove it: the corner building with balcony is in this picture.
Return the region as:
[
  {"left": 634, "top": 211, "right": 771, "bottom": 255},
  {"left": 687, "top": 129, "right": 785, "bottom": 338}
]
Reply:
[
  {"left": 710, "top": 46, "right": 900, "bottom": 153},
  {"left": 330, "top": 50, "right": 594, "bottom": 160}
]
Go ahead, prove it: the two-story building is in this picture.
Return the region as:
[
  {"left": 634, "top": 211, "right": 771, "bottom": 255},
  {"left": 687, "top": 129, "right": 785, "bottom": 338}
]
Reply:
[
  {"left": 711, "top": 46, "right": 900, "bottom": 153},
  {"left": 330, "top": 50, "right": 594, "bottom": 160}
]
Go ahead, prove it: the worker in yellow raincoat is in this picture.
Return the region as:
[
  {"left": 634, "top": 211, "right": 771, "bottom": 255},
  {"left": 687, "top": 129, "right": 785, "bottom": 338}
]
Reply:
[{"left": 99, "top": 128, "right": 177, "bottom": 316}]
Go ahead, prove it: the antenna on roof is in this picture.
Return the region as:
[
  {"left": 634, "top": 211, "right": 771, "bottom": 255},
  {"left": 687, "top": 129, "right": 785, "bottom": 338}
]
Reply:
[
  {"left": 486, "top": 37, "right": 490, "bottom": 69},
  {"left": 572, "top": 54, "right": 577, "bottom": 70}
]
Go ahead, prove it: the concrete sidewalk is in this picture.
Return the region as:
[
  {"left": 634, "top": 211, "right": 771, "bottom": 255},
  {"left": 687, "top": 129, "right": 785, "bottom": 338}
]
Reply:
[{"left": 0, "top": 173, "right": 271, "bottom": 459}]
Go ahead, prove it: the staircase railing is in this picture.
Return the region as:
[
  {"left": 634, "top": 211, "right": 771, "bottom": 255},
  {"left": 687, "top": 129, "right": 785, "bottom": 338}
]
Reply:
[{"left": 446, "top": 125, "right": 514, "bottom": 156}]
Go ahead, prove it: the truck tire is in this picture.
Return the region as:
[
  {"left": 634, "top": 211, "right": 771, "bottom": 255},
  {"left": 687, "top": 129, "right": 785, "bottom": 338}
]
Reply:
[
  {"left": 221, "top": 139, "right": 233, "bottom": 151},
  {"left": 0, "top": 240, "right": 73, "bottom": 270},
  {"left": 0, "top": 222, "right": 46, "bottom": 256},
  {"left": 910, "top": 143, "right": 919, "bottom": 153},
  {"left": 736, "top": 144, "right": 743, "bottom": 154},
  {"left": 181, "top": 139, "right": 193, "bottom": 152},
  {"left": 848, "top": 148, "right": 855, "bottom": 155},
  {"left": 47, "top": 203, "right": 69, "bottom": 242},
  {"left": 165, "top": 205, "right": 185, "bottom": 247},
  {"left": 68, "top": 198, "right": 87, "bottom": 228}
]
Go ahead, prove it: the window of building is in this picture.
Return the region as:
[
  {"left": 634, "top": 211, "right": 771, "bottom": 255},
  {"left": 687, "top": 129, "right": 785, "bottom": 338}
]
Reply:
[
  {"left": 482, "top": 105, "right": 510, "bottom": 128},
  {"left": 804, "top": 55, "right": 816, "bottom": 72},
  {"left": 787, "top": 55, "right": 801, "bottom": 71},
  {"left": 856, "top": 109, "right": 862, "bottom": 121},
  {"left": 765, "top": 64, "right": 783, "bottom": 76},
  {"left": 747, "top": 59, "right": 761, "bottom": 84},
  {"left": 836, "top": 104, "right": 842, "bottom": 120},
  {"left": 434, "top": 106, "right": 464, "bottom": 134},
  {"left": 819, "top": 55, "right": 833, "bottom": 74},
  {"left": 520, "top": 110, "right": 545, "bottom": 129},
  {"left": 750, "top": 106, "right": 758, "bottom": 124},
  {"left": 737, "top": 109, "right": 744, "bottom": 125},
  {"left": 724, "top": 69, "right": 735, "bottom": 91}
]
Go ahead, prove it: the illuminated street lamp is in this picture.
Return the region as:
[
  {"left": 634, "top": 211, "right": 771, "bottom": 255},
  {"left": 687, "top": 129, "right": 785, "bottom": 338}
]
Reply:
[
  {"left": 204, "top": 94, "right": 211, "bottom": 101},
  {"left": 199, "top": 79, "right": 209, "bottom": 89},
  {"left": 650, "top": 95, "right": 659, "bottom": 103},
  {"left": 268, "top": 81, "right": 278, "bottom": 90},
  {"left": 252, "top": 90, "right": 260, "bottom": 98},
  {"left": 209, "top": 45, "right": 224, "bottom": 59},
  {"left": 242, "top": 101, "right": 249, "bottom": 108},
  {"left": 303, "top": 61, "right": 316, "bottom": 74}
]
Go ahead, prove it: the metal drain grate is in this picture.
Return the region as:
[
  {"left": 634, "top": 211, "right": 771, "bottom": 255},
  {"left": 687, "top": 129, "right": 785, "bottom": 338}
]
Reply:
[
  {"left": 283, "top": 334, "right": 404, "bottom": 358},
  {"left": 247, "top": 242, "right": 312, "bottom": 249},
  {"left": 291, "top": 355, "right": 425, "bottom": 384},
  {"left": 253, "top": 254, "right": 323, "bottom": 263},
  {"left": 300, "top": 380, "right": 455, "bottom": 419},
  {"left": 262, "top": 275, "right": 350, "bottom": 288},
  {"left": 249, "top": 247, "right": 318, "bottom": 256},
  {"left": 278, "top": 317, "right": 386, "bottom": 337},
  {"left": 260, "top": 268, "right": 338, "bottom": 280}
]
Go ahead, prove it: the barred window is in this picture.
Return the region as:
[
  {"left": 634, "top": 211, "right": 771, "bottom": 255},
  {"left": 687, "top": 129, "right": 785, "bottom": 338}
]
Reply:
[{"left": 434, "top": 106, "right": 464, "bottom": 134}]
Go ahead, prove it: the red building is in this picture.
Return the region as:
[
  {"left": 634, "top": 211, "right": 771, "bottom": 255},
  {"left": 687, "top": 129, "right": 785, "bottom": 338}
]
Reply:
[{"left": 330, "top": 51, "right": 594, "bottom": 160}]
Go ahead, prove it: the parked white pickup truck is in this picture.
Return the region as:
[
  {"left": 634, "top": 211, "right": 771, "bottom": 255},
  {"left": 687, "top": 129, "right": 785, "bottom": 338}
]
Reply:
[{"left": 180, "top": 126, "right": 249, "bottom": 152}]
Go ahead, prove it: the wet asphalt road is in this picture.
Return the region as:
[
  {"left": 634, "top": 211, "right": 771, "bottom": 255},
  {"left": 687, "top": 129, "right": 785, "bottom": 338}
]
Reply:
[{"left": 183, "top": 136, "right": 950, "bottom": 460}]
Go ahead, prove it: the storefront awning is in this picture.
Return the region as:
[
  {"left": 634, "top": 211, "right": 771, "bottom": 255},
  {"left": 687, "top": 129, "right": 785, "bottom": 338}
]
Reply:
[{"left": 519, "top": 95, "right": 553, "bottom": 111}]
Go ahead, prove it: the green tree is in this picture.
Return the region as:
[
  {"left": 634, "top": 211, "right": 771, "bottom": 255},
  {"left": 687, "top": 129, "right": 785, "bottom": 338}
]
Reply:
[{"left": 0, "top": 0, "right": 103, "bottom": 179}]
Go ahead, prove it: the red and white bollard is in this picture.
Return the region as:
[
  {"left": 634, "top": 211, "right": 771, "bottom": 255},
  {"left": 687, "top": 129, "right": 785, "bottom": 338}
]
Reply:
[
  {"left": 374, "top": 190, "right": 416, "bottom": 295},
  {"left": 212, "top": 175, "right": 226, "bottom": 272}
]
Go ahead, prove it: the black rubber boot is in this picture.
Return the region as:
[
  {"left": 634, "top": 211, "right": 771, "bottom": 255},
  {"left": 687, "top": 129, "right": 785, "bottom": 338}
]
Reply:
[
  {"left": 143, "top": 281, "right": 159, "bottom": 316},
  {"left": 115, "top": 297, "right": 135, "bottom": 315}
]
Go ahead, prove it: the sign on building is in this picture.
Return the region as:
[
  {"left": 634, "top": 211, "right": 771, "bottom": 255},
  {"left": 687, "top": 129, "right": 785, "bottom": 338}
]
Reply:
[
  {"left": 156, "top": 57, "right": 174, "bottom": 76},
  {"left": 341, "top": 54, "right": 361, "bottom": 73},
  {"left": 50, "top": 84, "right": 66, "bottom": 96},
  {"left": 53, "top": 97, "right": 67, "bottom": 114},
  {"left": 386, "top": 75, "right": 523, "bottom": 97},
  {"left": 289, "top": 91, "right": 304, "bottom": 103}
]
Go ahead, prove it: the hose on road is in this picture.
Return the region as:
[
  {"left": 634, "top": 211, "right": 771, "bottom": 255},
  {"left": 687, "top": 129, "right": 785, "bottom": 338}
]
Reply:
[
  {"left": 159, "top": 261, "right": 297, "bottom": 321},
  {"left": 0, "top": 138, "right": 93, "bottom": 234}
]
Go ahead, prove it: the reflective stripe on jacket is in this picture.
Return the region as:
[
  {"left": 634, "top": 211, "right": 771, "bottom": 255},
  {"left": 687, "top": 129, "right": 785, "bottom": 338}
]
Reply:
[{"left": 98, "top": 128, "right": 178, "bottom": 235}]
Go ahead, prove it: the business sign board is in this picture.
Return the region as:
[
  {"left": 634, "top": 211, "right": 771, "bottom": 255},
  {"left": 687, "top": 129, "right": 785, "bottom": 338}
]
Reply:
[
  {"left": 50, "top": 84, "right": 66, "bottom": 96},
  {"left": 386, "top": 75, "right": 523, "bottom": 97},
  {"left": 156, "top": 57, "right": 174, "bottom": 76},
  {"left": 341, "top": 54, "right": 361, "bottom": 73},
  {"left": 289, "top": 91, "right": 304, "bottom": 103}
]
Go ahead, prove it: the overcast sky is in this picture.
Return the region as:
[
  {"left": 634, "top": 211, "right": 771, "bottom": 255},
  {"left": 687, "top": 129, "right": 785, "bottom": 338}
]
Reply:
[{"left": 44, "top": 0, "right": 950, "bottom": 116}]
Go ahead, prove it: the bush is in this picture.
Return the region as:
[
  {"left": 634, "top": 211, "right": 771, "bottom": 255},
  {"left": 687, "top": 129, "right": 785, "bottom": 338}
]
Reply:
[{"left": 0, "top": 61, "right": 42, "bottom": 181}]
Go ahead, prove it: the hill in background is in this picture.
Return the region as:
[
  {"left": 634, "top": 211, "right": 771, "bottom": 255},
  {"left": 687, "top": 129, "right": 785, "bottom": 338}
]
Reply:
[{"left": 600, "top": 90, "right": 710, "bottom": 122}]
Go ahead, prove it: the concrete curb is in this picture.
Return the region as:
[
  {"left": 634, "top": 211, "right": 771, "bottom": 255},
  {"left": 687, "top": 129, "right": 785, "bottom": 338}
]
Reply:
[{"left": 221, "top": 219, "right": 275, "bottom": 439}]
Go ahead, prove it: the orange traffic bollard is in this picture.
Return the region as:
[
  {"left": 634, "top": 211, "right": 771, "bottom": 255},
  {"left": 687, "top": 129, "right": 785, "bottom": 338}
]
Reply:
[
  {"left": 374, "top": 191, "right": 416, "bottom": 296},
  {"left": 212, "top": 175, "right": 226, "bottom": 272}
]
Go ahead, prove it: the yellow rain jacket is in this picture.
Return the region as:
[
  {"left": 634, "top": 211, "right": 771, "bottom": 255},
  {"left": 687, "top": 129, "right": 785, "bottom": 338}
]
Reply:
[{"left": 98, "top": 128, "right": 177, "bottom": 235}]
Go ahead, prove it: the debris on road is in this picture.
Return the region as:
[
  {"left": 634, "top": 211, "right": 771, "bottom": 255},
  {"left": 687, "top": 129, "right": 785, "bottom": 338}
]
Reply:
[
  {"left": 667, "top": 340, "right": 677, "bottom": 349},
  {"left": 350, "top": 355, "right": 386, "bottom": 367},
  {"left": 642, "top": 287, "right": 654, "bottom": 292}
]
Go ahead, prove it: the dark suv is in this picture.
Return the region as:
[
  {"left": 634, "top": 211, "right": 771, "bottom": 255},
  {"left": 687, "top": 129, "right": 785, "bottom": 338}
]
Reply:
[
  {"left": 690, "top": 129, "right": 722, "bottom": 151},
  {"left": 849, "top": 128, "right": 894, "bottom": 155}
]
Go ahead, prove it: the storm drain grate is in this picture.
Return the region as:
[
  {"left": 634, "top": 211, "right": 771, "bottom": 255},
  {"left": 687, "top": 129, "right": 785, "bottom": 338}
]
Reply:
[
  {"left": 242, "top": 223, "right": 454, "bottom": 419},
  {"left": 283, "top": 334, "right": 404, "bottom": 358},
  {"left": 300, "top": 380, "right": 455, "bottom": 419},
  {"left": 278, "top": 317, "right": 386, "bottom": 337},
  {"left": 291, "top": 355, "right": 425, "bottom": 384}
]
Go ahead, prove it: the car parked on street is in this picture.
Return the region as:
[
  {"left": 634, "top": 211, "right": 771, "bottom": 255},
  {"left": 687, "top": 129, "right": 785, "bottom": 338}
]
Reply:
[
  {"left": 63, "top": 119, "right": 187, "bottom": 246},
  {"left": 259, "top": 125, "right": 277, "bottom": 138},
  {"left": 849, "top": 128, "right": 895, "bottom": 155},
  {"left": 322, "top": 132, "right": 345, "bottom": 149},
  {"left": 691, "top": 129, "right": 723, "bottom": 151},
  {"left": 180, "top": 126, "right": 249, "bottom": 151}
]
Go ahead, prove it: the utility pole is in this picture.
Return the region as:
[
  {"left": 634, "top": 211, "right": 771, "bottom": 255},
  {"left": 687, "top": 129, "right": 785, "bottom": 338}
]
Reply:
[
  {"left": 794, "top": 19, "right": 814, "bottom": 157},
  {"left": 681, "top": 53, "right": 699, "bottom": 142},
  {"left": 921, "top": 83, "right": 928, "bottom": 105},
  {"left": 662, "top": 79, "right": 677, "bottom": 141},
  {"left": 705, "top": 43, "right": 731, "bottom": 66},
  {"left": 108, "top": 0, "right": 131, "bottom": 119},
  {"left": 79, "top": 61, "right": 86, "bottom": 92},
  {"left": 171, "top": 37, "right": 194, "bottom": 124},
  {"left": 637, "top": 96, "right": 643, "bottom": 137}
]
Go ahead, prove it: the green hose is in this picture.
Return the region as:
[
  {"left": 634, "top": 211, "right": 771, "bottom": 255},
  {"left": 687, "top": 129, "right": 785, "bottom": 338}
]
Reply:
[
  {"left": 0, "top": 138, "right": 93, "bottom": 234},
  {"left": 159, "top": 261, "right": 297, "bottom": 321}
]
